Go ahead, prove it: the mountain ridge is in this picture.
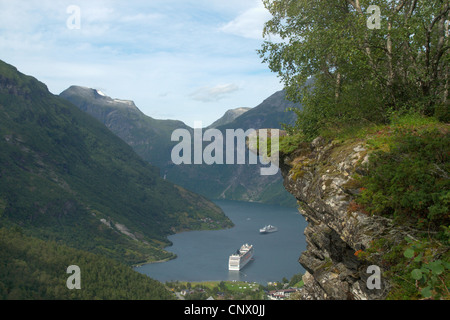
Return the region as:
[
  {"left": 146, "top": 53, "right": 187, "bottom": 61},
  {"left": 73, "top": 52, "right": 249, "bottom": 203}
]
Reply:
[
  {"left": 60, "top": 85, "right": 190, "bottom": 168},
  {"left": 60, "top": 86, "right": 300, "bottom": 207},
  {"left": 207, "top": 107, "right": 251, "bottom": 129},
  {"left": 215, "top": 90, "right": 299, "bottom": 131}
]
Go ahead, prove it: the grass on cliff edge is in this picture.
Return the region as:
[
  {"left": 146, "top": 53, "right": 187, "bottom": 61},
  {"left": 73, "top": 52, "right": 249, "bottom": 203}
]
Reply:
[
  {"left": 353, "top": 114, "right": 449, "bottom": 300},
  {"left": 280, "top": 112, "right": 449, "bottom": 235},
  {"left": 279, "top": 112, "right": 449, "bottom": 300}
]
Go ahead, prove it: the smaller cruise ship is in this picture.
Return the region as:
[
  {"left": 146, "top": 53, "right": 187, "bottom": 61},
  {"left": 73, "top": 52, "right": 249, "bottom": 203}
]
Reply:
[{"left": 259, "top": 225, "right": 278, "bottom": 234}]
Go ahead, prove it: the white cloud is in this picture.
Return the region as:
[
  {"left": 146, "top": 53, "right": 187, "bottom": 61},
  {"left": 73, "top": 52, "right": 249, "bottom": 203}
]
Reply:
[
  {"left": 119, "top": 13, "right": 165, "bottom": 23},
  {"left": 220, "top": 1, "right": 271, "bottom": 39},
  {"left": 189, "top": 84, "right": 240, "bottom": 102},
  {"left": 0, "top": 0, "right": 283, "bottom": 126}
]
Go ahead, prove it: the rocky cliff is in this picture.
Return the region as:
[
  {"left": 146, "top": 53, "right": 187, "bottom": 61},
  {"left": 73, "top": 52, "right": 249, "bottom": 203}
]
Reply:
[
  {"left": 279, "top": 136, "right": 419, "bottom": 300},
  {"left": 207, "top": 107, "right": 251, "bottom": 129}
]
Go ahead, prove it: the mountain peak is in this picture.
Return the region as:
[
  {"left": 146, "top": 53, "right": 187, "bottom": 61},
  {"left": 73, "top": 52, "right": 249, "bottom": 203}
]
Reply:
[
  {"left": 95, "top": 89, "right": 107, "bottom": 97},
  {"left": 62, "top": 85, "right": 139, "bottom": 111},
  {"left": 207, "top": 107, "right": 251, "bottom": 129}
]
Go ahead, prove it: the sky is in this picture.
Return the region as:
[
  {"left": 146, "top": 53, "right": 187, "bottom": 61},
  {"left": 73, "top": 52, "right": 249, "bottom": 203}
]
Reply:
[{"left": 0, "top": 0, "right": 284, "bottom": 127}]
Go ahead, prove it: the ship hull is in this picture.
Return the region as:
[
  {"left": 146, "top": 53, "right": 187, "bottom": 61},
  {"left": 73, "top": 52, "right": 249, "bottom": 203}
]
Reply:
[
  {"left": 260, "top": 229, "right": 277, "bottom": 234},
  {"left": 259, "top": 225, "right": 277, "bottom": 233},
  {"left": 228, "top": 244, "right": 254, "bottom": 271}
]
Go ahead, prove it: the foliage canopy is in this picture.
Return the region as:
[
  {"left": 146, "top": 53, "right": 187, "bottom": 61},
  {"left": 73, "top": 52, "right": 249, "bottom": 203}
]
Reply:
[{"left": 260, "top": 0, "right": 449, "bottom": 138}]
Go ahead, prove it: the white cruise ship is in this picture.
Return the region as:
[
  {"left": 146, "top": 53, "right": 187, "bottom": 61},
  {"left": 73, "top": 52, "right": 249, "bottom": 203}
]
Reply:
[
  {"left": 260, "top": 225, "right": 278, "bottom": 233},
  {"left": 228, "top": 244, "right": 254, "bottom": 271}
]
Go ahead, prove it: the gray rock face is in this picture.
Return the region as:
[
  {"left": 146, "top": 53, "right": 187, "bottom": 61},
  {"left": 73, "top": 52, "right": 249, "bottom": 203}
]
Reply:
[
  {"left": 207, "top": 107, "right": 251, "bottom": 129},
  {"left": 280, "top": 137, "right": 416, "bottom": 300},
  {"left": 60, "top": 85, "right": 191, "bottom": 168}
]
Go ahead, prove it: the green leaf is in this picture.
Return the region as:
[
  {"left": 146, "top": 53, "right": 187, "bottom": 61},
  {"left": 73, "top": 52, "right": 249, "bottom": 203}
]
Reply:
[
  {"left": 404, "top": 248, "right": 415, "bottom": 259},
  {"left": 428, "top": 261, "right": 444, "bottom": 275},
  {"left": 420, "top": 266, "right": 429, "bottom": 275},
  {"left": 405, "top": 237, "right": 414, "bottom": 243},
  {"left": 429, "top": 275, "right": 438, "bottom": 286},
  {"left": 411, "top": 269, "right": 423, "bottom": 280},
  {"left": 413, "top": 253, "right": 423, "bottom": 262},
  {"left": 421, "top": 286, "right": 432, "bottom": 298}
]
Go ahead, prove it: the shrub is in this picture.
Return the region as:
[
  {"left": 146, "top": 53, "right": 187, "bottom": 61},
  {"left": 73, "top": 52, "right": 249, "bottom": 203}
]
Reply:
[{"left": 356, "top": 128, "right": 449, "bottom": 231}]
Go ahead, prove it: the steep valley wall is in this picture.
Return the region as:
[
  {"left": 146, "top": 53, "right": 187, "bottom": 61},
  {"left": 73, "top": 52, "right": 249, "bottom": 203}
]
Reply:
[{"left": 280, "top": 137, "right": 418, "bottom": 300}]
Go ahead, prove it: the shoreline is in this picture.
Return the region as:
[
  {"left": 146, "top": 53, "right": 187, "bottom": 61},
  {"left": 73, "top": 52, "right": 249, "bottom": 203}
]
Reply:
[{"left": 133, "top": 254, "right": 177, "bottom": 268}]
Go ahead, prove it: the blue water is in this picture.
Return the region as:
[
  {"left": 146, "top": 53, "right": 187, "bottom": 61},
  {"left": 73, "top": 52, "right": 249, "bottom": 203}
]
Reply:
[{"left": 135, "top": 200, "right": 307, "bottom": 284}]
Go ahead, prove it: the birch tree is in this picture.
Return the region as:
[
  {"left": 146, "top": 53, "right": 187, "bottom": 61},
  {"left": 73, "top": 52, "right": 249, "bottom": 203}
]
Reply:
[{"left": 259, "top": 0, "right": 449, "bottom": 137}]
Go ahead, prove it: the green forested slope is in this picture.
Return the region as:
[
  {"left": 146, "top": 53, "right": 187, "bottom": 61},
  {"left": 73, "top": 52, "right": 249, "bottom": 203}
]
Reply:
[
  {"left": 0, "top": 59, "right": 232, "bottom": 267},
  {"left": 0, "top": 227, "right": 174, "bottom": 300}
]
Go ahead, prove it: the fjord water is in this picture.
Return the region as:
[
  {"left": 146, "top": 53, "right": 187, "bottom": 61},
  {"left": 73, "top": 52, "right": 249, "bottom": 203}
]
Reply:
[{"left": 136, "top": 200, "right": 307, "bottom": 284}]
